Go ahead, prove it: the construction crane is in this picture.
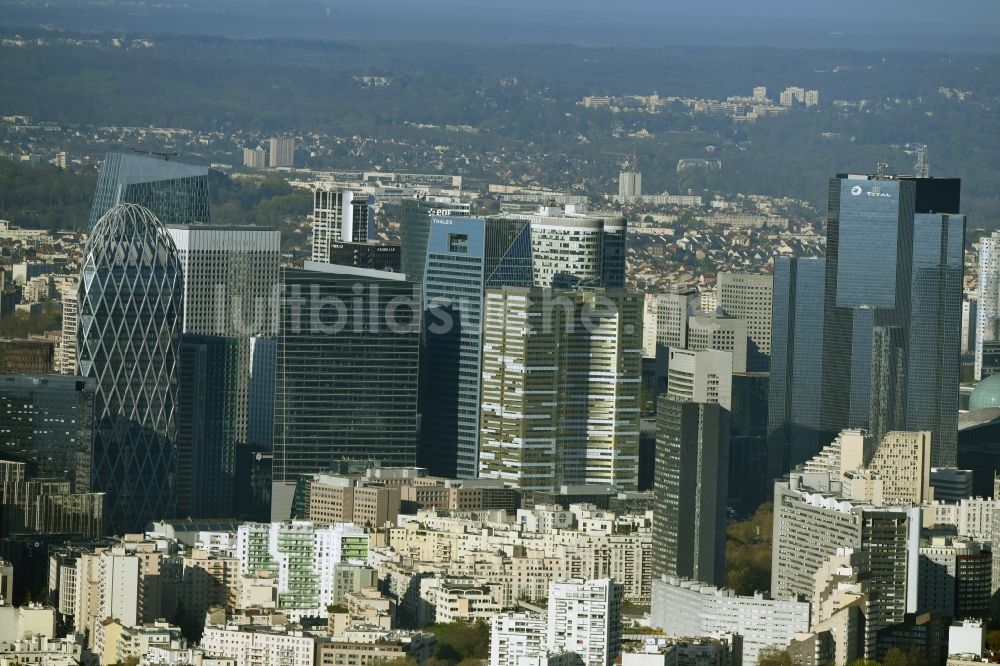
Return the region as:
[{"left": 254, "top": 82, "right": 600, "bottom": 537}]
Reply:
[{"left": 126, "top": 147, "right": 179, "bottom": 161}]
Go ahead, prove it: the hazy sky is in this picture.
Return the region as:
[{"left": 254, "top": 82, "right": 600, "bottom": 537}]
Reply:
[{"left": 4, "top": 0, "right": 1000, "bottom": 51}]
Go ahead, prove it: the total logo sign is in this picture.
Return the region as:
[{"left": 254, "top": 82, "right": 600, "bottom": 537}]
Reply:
[{"left": 850, "top": 184, "right": 891, "bottom": 198}]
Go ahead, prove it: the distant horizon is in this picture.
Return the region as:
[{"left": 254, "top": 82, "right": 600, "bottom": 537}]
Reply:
[{"left": 2, "top": 0, "right": 1000, "bottom": 53}]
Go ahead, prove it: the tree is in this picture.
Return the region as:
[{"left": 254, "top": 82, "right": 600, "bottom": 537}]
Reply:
[
  {"left": 726, "top": 502, "right": 773, "bottom": 595},
  {"left": 756, "top": 648, "right": 792, "bottom": 666},
  {"left": 428, "top": 621, "right": 491, "bottom": 664}
]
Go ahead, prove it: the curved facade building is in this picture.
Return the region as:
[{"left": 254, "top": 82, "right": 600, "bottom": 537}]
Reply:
[{"left": 78, "top": 203, "right": 183, "bottom": 534}]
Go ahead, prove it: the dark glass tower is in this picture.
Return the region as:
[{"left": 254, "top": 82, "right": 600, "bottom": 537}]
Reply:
[
  {"left": 89, "top": 152, "right": 211, "bottom": 230},
  {"left": 822, "top": 174, "right": 963, "bottom": 467},
  {"left": 177, "top": 334, "right": 239, "bottom": 518},
  {"left": 78, "top": 203, "right": 183, "bottom": 533},
  {"left": 653, "top": 397, "right": 730, "bottom": 586},
  {"left": 419, "top": 216, "right": 533, "bottom": 478},
  {"left": 768, "top": 256, "right": 827, "bottom": 474},
  {"left": 771, "top": 174, "right": 963, "bottom": 474},
  {"left": 273, "top": 263, "right": 421, "bottom": 516}
]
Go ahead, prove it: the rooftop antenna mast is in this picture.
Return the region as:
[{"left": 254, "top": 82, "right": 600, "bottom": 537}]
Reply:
[
  {"left": 915, "top": 144, "right": 930, "bottom": 178},
  {"left": 875, "top": 162, "right": 889, "bottom": 179}
]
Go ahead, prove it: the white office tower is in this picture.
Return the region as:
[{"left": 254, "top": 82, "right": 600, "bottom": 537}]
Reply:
[
  {"left": 243, "top": 147, "right": 266, "bottom": 169},
  {"left": 650, "top": 577, "right": 809, "bottom": 664},
  {"left": 665, "top": 348, "right": 733, "bottom": 409},
  {"left": 654, "top": 289, "right": 699, "bottom": 351},
  {"left": 618, "top": 168, "right": 641, "bottom": 200},
  {"left": 977, "top": 230, "right": 1000, "bottom": 379},
  {"left": 686, "top": 313, "right": 748, "bottom": 373},
  {"left": 716, "top": 272, "right": 773, "bottom": 367},
  {"left": 311, "top": 188, "right": 374, "bottom": 263},
  {"left": 166, "top": 225, "right": 281, "bottom": 443},
  {"left": 547, "top": 579, "right": 622, "bottom": 666},
  {"left": 268, "top": 137, "right": 295, "bottom": 168},
  {"left": 58, "top": 289, "right": 78, "bottom": 374}
]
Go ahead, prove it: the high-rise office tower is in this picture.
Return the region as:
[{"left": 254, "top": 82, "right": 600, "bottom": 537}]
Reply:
[
  {"left": 822, "top": 173, "right": 963, "bottom": 468},
  {"left": 176, "top": 334, "right": 239, "bottom": 518},
  {"left": 730, "top": 372, "right": 771, "bottom": 512},
  {"left": 77, "top": 204, "right": 183, "bottom": 533},
  {"left": 528, "top": 207, "right": 626, "bottom": 288},
  {"left": 654, "top": 288, "right": 699, "bottom": 351},
  {"left": 400, "top": 196, "right": 472, "bottom": 285},
  {"left": 420, "top": 217, "right": 533, "bottom": 479},
  {"left": 977, "top": 231, "right": 1000, "bottom": 379},
  {"left": 268, "top": 137, "right": 295, "bottom": 168},
  {"left": 273, "top": 263, "right": 420, "bottom": 518},
  {"left": 478, "top": 286, "right": 642, "bottom": 491},
  {"left": 654, "top": 347, "right": 733, "bottom": 586},
  {"left": 58, "top": 290, "right": 78, "bottom": 374},
  {"left": 772, "top": 174, "right": 964, "bottom": 473},
  {"left": 0, "top": 374, "right": 96, "bottom": 488},
  {"left": 653, "top": 397, "right": 729, "bottom": 585},
  {"left": 717, "top": 272, "right": 773, "bottom": 371},
  {"left": 89, "top": 152, "right": 210, "bottom": 230},
  {"left": 165, "top": 225, "right": 281, "bottom": 444},
  {"left": 768, "top": 256, "right": 827, "bottom": 475},
  {"left": 686, "top": 313, "right": 748, "bottom": 373},
  {"left": 547, "top": 579, "right": 623, "bottom": 666},
  {"left": 311, "top": 189, "right": 374, "bottom": 263}
]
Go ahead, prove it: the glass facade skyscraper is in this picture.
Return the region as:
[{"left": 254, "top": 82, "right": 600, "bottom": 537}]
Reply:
[
  {"left": 77, "top": 203, "right": 184, "bottom": 534},
  {"left": 419, "top": 216, "right": 533, "bottom": 478},
  {"left": 771, "top": 174, "right": 964, "bottom": 472},
  {"left": 89, "top": 152, "right": 211, "bottom": 230},
  {"left": 177, "top": 334, "right": 239, "bottom": 518},
  {"left": 166, "top": 225, "right": 281, "bottom": 445},
  {"left": 273, "top": 262, "right": 420, "bottom": 516},
  {"left": 768, "top": 256, "right": 826, "bottom": 475}
]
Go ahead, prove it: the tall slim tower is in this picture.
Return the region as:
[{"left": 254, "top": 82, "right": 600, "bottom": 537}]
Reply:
[
  {"left": 89, "top": 152, "right": 210, "bottom": 230},
  {"left": 653, "top": 347, "right": 733, "bottom": 586},
  {"left": 77, "top": 204, "right": 183, "bottom": 533},
  {"left": 419, "top": 216, "right": 533, "bottom": 478}
]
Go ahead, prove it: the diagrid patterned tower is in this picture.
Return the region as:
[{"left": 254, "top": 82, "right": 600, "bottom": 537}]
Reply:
[{"left": 77, "top": 203, "right": 184, "bottom": 534}]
